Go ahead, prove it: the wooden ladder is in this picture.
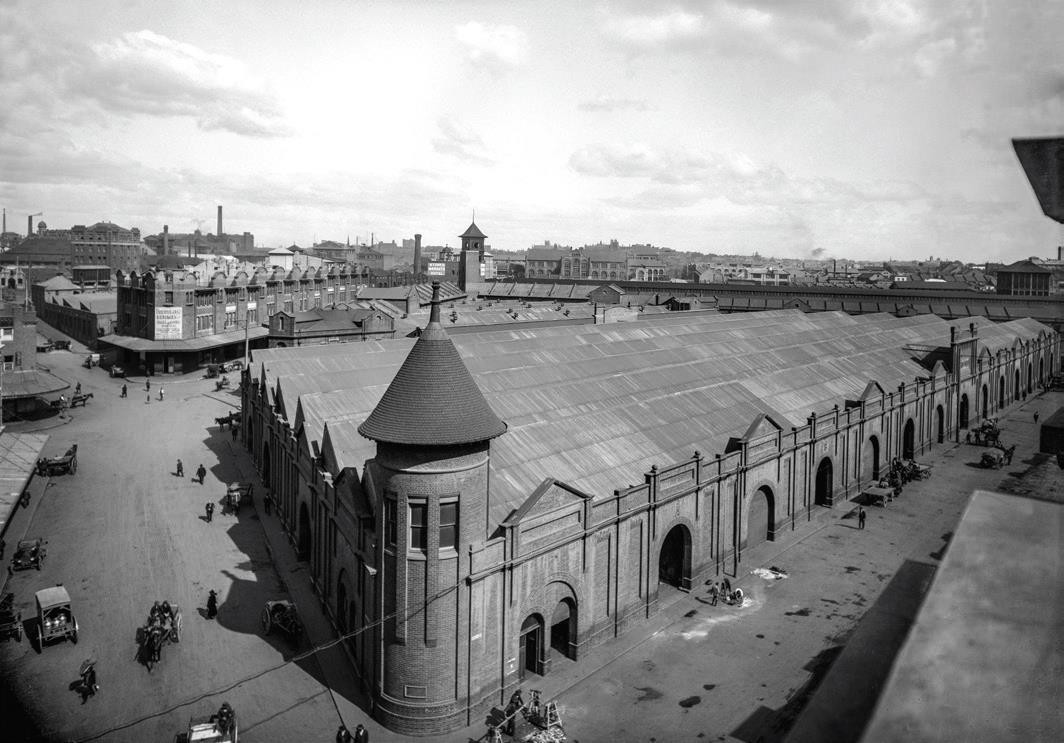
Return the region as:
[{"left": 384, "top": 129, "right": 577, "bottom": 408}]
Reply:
[{"left": 544, "top": 700, "right": 562, "bottom": 728}]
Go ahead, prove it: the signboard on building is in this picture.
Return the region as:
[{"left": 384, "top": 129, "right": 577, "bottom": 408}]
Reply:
[
  {"left": 154, "top": 307, "right": 183, "bottom": 340},
  {"left": 427, "top": 262, "right": 445, "bottom": 276}
]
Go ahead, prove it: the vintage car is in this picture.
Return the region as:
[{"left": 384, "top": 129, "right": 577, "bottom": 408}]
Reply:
[
  {"left": 9, "top": 538, "right": 46, "bottom": 573},
  {"left": 109, "top": 364, "right": 126, "bottom": 378},
  {"left": 36, "top": 585, "right": 78, "bottom": 649}
]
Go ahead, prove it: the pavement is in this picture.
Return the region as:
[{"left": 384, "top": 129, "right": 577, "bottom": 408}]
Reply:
[{"left": 1, "top": 337, "right": 1059, "bottom": 743}]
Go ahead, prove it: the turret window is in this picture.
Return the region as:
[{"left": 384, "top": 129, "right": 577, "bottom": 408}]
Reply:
[
  {"left": 440, "top": 501, "right": 458, "bottom": 549},
  {"left": 409, "top": 502, "right": 427, "bottom": 551},
  {"left": 384, "top": 498, "right": 397, "bottom": 546}
]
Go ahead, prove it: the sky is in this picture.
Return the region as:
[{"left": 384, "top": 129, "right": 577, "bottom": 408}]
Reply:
[{"left": 2, "top": 0, "right": 1064, "bottom": 262}]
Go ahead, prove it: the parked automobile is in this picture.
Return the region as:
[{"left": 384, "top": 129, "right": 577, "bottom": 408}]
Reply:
[
  {"left": 9, "top": 538, "right": 46, "bottom": 573},
  {"left": 109, "top": 364, "right": 126, "bottom": 378}
]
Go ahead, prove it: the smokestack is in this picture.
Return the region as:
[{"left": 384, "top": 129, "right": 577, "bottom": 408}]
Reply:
[
  {"left": 163, "top": 225, "right": 169, "bottom": 255},
  {"left": 833, "top": 259, "right": 837, "bottom": 276},
  {"left": 414, "top": 233, "right": 422, "bottom": 282},
  {"left": 217, "top": 205, "right": 223, "bottom": 237},
  {"left": 28, "top": 215, "right": 33, "bottom": 237}
]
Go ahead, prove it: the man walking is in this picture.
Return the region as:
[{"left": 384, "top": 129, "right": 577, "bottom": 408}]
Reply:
[
  {"left": 205, "top": 501, "right": 214, "bottom": 522},
  {"left": 176, "top": 459, "right": 184, "bottom": 477},
  {"left": 196, "top": 463, "right": 207, "bottom": 484},
  {"left": 858, "top": 507, "right": 866, "bottom": 530},
  {"left": 145, "top": 378, "right": 150, "bottom": 392},
  {"left": 121, "top": 384, "right": 127, "bottom": 398},
  {"left": 158, "top": 388, "right": 165, "bottom": 401}
]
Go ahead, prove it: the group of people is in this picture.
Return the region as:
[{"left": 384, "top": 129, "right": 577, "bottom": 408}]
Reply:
[
  {"left": 336, "top": 723, "right": 369, "bottom": 742},
  {"left": 707, "top": 577, "right": 741, "bottom": 606},
  {"left": 148, "top": 600, "right": 177, "bottom": 628}
]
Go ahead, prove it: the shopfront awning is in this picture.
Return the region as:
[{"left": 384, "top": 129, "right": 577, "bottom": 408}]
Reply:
[
  {"left": 1, "top": 369, "right": 71, "bottom": 400},
  {"left": 98, "top": 326, "right": 270, "bottom": 353}
]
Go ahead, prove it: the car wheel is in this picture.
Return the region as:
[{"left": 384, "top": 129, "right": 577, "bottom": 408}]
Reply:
[
  {"left": 71, "top": 618, "right": 79, "bottom": 644},
  {"left": 16, "top": 623, "right": 22, "bottom": 642},
  {"left": 36, "top": 626, "right": 43, "bottom": 653}
]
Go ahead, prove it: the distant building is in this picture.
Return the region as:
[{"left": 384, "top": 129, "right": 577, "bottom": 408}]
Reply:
[
  {"left": 267, "top": 306, "right": 396, "bottom": 347},
  {"left": 31, "top": 274, "right": 117, "bottom": 349},
  {"left": 994, "top": 259, "right": 1059, "bottom": 296},
  {"left": 101, "top": 263, "right": 363, "bottom": 374}
]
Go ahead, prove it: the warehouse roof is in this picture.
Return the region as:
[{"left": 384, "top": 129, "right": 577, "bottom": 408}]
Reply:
[{"left": 252, "top": 310, "right": 1052, "bottom": 529}]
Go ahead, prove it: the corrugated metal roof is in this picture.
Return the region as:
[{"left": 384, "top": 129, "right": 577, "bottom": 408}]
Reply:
[{"left": 255, "top": 309, "right": 1053, "bottom": 529}]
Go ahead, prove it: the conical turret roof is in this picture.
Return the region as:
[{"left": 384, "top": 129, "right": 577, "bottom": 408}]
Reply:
[{"left": 358, "top": 282, "right": 506, "bottom": 446}]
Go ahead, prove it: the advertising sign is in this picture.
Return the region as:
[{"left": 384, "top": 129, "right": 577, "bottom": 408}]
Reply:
[
  {"left": 427, "top": 262, "right": 445, "bottom": 276},
  {"left": 154, "top": 307, "right": 183, "bottom": 340}
]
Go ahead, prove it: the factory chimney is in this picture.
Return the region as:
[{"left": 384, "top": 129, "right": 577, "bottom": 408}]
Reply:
[
  {"left": 414, "top": 233, "right": 422, "bottom": 283},
  {"left": 217, "top": 205, "right": 223, "bottom": 237},
  {"left": 27, "top": 215, "right": 33, "bottom": 238},
  {"left": 163, "top": 225, "right": 170, "bottom": 255}
]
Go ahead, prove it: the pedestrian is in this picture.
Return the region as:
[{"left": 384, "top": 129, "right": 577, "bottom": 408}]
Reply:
[
  {"left": 145, "top": 379, "right": 150, "bottom": 392},
  {"left": 965, "top": 431, "right": 971, "bottom": 444},
  {"left": 231, "top": 425, "right": 238, "bottom": 441},
  {"left": 196, "top": 463, "right": 207, "bottom": 484},
  {"left": 708, "top": 582, "right": 718, "bottom": 606},
  {"left": 79, "top": 662, "right": 98, "bottom": 704},
  {"left": 176, "top": 459, "right": 184, "bottom": 477},
  {"left": 1034, "top": 411, "right": 1040, "bottom": 423},
  {"left": 121, "top": 383, "right": 127, "bottom": 398},
  {"left": 206, "top": 589, "right": 218, "bottom": 619},
  {"left": 353, "top": 723, "right": 369, "bottom": 743},
  {"left": 858, "top": 507, "right": 866, "bottom": 530},
  {"left": 336, "top": 724, "right": 352, "bottom": 743},
  {"left": 146, "top": 392, "right": 151, "bottom": 404},
  {"left": 75, "top": 382, "right": 82, "bottom": 395},
  {"left": 722, "top": 577, "right": 731, "bottom": 595},
  {"left": 205, "top": 501, "right": 214, "bottom": 522},
  {"left": 158, "top": 388, "right": 165, "bottom": 401}
]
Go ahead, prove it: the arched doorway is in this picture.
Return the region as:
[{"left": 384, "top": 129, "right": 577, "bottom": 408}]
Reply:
[
  {"left": 865, "top": 436, "right": 881, "bottom": 481},
  {"left": 815, "top": 458, "right": 833, "bottom": 507},
  {"left": 903, "top": 419, "right": 916, "bottom": 459},
  {"left": 298, "top": 502, "right": 312, "bottom": 561},
  {"left": 519, "top": 614, "right": 545, "bottom": 679},
  {"left": 936, "top": 405, "right": 945, "bottom": 444},
  {"left": 658, "top": 524, "right": 692, "bottom": 590},
  {"left": 550, "top": 597, "right": 577, "bottom": 661},
  {"left": 746, "top": 486, "right": 775, "bottom": 549},
  {"left": 336, "top": 572, "right": 349, "bottom": 633},
  {"left": 1015, "top": 369, "right": 1022, "bottom": 400},
  {"left": 981, "top": 384, "right": 989, "bottom": 420},
  {"left": 1027, "top": 364, "right": 1033, "bottom": 395},
  {"left": 1039, "top": 358, "right": 1044, "bottom": 385},
  {"left": 998, "top": 376, "right": 1005, "bottom": 409},
  {"left": 959, "top": 395, "right": 969, "bottom": 429}
]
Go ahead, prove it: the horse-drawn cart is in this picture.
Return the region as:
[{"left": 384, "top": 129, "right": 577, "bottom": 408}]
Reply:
[
  {"left": 261, "top": 600, "right": 302, "bottom": 641},
  {"left": 225, "top": 482, "right": 253, "bottom": 514},
  {"left": 138, "top": 602, "right": 182, "bottom": 670},
  {"left": 36, "top": 444, "right": 78, "bottom": 476}
]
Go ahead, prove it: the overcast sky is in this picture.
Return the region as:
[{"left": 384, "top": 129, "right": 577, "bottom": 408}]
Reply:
[{"left": 1, "top": 0, "right": 1062, "bottom": 261}]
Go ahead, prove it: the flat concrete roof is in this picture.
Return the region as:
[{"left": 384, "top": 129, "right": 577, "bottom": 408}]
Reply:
[{"left": 861, "top": 490, "right": 1064, "bottom": 743}]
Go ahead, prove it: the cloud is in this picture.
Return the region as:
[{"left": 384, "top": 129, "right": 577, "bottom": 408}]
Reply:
[
  {"left": 455, "top": 22, "right": 528, "bottom": 68},
  {"left": 577, "top": 96, "right": 651, "bottom": 112},
  {"left": 605, "top": 8, "right": 706, "bottom": 50},
  {"left": 432, "top": 118, "right": 494, "bottom": 165},
  {"left": 72, "top": 30, "right": 291, "bottom": 137}
]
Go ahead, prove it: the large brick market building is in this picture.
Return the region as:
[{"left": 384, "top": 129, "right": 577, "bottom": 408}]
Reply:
[{"left": 241, "top": 283, "right": 1059, "bottom": 735}]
